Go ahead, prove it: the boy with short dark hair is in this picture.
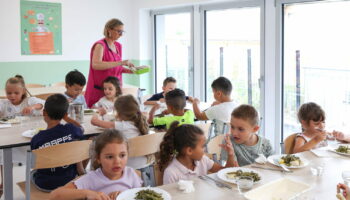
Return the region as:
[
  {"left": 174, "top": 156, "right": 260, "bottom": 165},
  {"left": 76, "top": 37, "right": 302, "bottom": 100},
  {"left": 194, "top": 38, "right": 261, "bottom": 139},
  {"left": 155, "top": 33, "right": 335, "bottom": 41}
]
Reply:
[
  {"left": 189, "top": 76, "right": 237, "bottom": 133},
  {"left": 148, "top": 88, "right": 194, "bottom": 129},
  {"left": 31, "top": 94, "right": 84, "bottom": 191},
  {"left": 221, "top": 104, "right": 273, "bottom": 166},
  {"left": 144, "top": 77, "right": 177, "bottom": 105},
  {"left": 63, "top": 70, "right": 87, "bottom": 108}
]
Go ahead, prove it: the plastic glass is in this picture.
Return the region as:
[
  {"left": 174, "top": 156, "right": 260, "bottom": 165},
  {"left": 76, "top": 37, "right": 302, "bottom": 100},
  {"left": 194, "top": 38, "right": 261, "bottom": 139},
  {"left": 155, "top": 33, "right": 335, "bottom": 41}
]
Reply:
[
  {"left": 342, "top": 171, "right": 350, "bottom": 186},
  {"left": 310, "top": 163, "right": 324, "bottom": 176},
  {"left": 237, "top": 176, "right": 254, "bottom": 194}
]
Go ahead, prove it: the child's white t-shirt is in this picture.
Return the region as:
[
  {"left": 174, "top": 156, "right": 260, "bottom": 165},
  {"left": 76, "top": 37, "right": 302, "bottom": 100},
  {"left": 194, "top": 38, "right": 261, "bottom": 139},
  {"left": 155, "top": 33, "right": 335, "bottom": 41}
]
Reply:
[
  {"left": 114, "top": 120, "right": 149, "bottom": 169},
  {"left": 0, "top": 97, "right": 45, "bottom": 117},
  {"left": 205, "top": 101, "right": 237, "bottom": 133},
  {"left": 94, "top": 96, "right": 115, "bottom": 112}
]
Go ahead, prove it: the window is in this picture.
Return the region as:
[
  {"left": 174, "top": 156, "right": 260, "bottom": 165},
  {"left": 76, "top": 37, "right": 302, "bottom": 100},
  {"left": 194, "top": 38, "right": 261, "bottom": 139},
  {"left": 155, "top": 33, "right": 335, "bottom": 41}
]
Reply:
[
  {"left": 154, "top": 12, "right": 193, "bottom": 95},
  {"left": 205, "top": 7, "right": 261, "bottom": 110},
  {"left": 282, "top": 1, "right": 350, "bottom": 139}
]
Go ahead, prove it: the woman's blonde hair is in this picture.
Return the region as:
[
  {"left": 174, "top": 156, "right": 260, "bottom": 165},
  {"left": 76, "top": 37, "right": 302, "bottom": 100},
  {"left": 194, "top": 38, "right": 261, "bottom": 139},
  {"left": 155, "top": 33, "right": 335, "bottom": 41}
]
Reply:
[
  {"left": 103, "top": 18, "right": 124, "bottom": 38},
  {"left": 5, "top": 75, "right": 28, "bottom": 99},
  {"left": 115, "top": 95, "right": 149, "bottom": 135},
  {"left": 91, "top": 129, "right": 127, "bottom": 170}
]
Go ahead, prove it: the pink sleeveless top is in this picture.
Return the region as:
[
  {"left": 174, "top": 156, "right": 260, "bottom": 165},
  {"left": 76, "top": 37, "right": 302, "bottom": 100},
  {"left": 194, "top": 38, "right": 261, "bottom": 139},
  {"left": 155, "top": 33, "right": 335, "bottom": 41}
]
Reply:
[{"left": 85, "top": 39, "right": 126, "bottom": 108}]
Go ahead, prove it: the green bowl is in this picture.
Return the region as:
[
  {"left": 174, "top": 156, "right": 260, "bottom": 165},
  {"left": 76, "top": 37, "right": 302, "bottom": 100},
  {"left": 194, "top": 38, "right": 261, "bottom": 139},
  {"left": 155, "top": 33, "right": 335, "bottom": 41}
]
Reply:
[{"left": 134, "top": 67, "right": 150, "bottom": 74}]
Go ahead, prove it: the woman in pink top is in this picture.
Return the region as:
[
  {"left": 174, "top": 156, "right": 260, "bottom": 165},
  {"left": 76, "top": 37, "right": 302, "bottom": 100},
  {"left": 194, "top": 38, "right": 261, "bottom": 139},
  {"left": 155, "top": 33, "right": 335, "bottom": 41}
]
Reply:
[{"left": 85, "top": 18, "right": 135, "bottom": 108}]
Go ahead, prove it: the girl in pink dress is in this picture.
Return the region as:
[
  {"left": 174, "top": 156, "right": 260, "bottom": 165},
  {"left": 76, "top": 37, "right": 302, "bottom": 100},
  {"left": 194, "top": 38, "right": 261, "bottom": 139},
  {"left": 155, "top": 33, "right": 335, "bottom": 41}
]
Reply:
[{"left": 85, "top": 18, "right": 135, "bottom": 108}]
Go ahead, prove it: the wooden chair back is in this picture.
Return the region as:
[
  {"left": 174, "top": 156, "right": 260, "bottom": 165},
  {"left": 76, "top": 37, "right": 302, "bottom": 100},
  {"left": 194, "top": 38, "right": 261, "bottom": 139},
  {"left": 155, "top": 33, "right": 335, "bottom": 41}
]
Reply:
[
  {"left": 122, "top": 87, "right": 139, "bottom": 98},
  {"left": 128, "top": 132, "right": 166, "bottom": 158},
  {"left": 25, "top": 83, "right": 45, "bottom": 88},
  {"left": 206, "top": 134, "right": 225, "bottom": 162},
  {"left": 34, "top": 93, "right": 56, "bottom": 100},
  {"left": 31, "top": 140, "right": 92, "bottom": 169},
  {"left": 283, "top": 133, "right": 298, "bottom": 154},
  {"left": 196, "top": 123, "right": 212, "bottom": 139},
  {"left": 51, "top": 82, "right": 66, "bottom": 87}
]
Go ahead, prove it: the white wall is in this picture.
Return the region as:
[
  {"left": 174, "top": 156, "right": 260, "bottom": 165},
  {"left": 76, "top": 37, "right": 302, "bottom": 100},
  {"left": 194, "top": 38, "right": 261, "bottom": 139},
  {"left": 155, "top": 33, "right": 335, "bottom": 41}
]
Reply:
[{"left": 0, "top": 0, "right": 133, "bottom": 62}]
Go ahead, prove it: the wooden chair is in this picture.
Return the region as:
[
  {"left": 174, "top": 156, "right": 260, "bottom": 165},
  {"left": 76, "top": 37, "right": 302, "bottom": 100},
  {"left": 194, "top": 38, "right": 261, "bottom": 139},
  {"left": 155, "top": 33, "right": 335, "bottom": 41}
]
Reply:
[
  {"left": 128, "top": 132, "right": 166, "bottom": 186},
  {"left": 17, "top": 140, "right": 92, "bottom": 200},
  {"left": 206, "top": 134, "right": 225, "bottom": 163},
  {"left": 50, "top": 82, "right": 65, "bottom": 87},
  {"left": 283, "top": 133, "right": 298, "bottom": 154},
  {"left": 25, "top": 83, "right": 45, "bottom": 88},
  {"left": 34, "top": 93, "right": 55, "bottom": 100},
  {"left": 196, "top": 123, "right": 212, "bottom": 139}
]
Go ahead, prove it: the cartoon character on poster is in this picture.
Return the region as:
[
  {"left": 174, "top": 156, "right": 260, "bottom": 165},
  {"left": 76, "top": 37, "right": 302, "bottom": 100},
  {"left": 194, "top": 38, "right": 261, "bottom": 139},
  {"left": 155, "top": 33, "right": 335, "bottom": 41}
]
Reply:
[{"left": 34, "top": 13, "right": 49, "bottom": 32}]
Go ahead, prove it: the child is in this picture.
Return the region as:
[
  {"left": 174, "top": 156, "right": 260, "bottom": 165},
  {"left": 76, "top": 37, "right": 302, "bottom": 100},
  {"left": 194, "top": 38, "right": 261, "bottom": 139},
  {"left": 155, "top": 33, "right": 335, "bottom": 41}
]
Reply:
[
  {"left": 292, "top": 102, "right": 335, "bottom": 153},
  {"left": 91, "top": 95, "right": 149, "bottom": 169},
  {"left": 159, "top": 121, "right": 238, "bottom": 184},
  {"left": 144, "top": 77, "right": 176, "bottom": 105},
  {"left": 63, "top": 70, "right": 87, "bottom": 108},
  {"left": 94, "top": 76, "right": 122, "bottom": 115},
  {"left": 189, "top": 77, "right": 237, "bottom": 134},
  {"left": 31, "top": 94, "right": 85, "bottom": 191},
  {"left": 148, "top": 88, "right": 194, "bottom": 129},
  {"left": 0, "top": 75, "right": 44, "bottom": 117},
  {"left": 221, "top": 104, "right": 273, "bottom": 166},
  {"left": 49, "top": 129, "right": 142, "bottom": 200}
]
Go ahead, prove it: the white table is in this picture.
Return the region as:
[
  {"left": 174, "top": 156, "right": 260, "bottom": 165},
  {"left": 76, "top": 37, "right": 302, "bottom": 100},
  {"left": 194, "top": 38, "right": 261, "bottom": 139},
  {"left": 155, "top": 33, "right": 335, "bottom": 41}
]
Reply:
[
  {"left": 0, "top": 115, "right": 102, "bottom": 199},
  {"left": 158, "top": 151, "right": 350, "bottom": 199}
]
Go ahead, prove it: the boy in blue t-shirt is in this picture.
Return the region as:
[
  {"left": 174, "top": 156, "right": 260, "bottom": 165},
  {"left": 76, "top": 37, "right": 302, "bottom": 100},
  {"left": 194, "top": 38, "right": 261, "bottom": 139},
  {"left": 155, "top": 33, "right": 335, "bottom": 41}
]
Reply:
[
  {"left": 62, "top": 70, "right": 87, "bottom": 108},
  {"left": 31, "top": 94, "right": 85, "bottom": 191}
]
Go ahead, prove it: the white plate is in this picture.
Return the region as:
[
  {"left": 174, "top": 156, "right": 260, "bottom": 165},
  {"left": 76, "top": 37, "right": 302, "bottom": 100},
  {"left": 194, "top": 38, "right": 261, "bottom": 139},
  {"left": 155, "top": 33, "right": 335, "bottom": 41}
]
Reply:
[
  {"left": 0, "top": 117, "right": 21, "bottom": 124},
  {"left": 267, "top": 154, "right": 309, "bottom": 169},
  {"left": 21, "top": 129, "right": 40, "bottom": 138},
  {"left": 244, "top": 178, "right": 311, "bottom": 200},
  {"left": 116, "top": 187, "right": 171, "bottom": 200},
  {"left": 328, "top": 144, "right": 350, "bottom": 157},
  {"left": 217, "top": 167, "right": 261, "bottom": 184}
]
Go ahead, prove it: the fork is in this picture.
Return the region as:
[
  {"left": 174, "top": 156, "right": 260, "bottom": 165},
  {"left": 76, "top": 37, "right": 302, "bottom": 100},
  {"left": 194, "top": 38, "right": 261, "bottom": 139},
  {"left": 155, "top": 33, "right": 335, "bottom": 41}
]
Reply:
[
  {"left": 274, "top": 159, "right": 292, "bottom": 172},
  {"left": 199, "top": 175, "right": 232, "bottom": 189}
]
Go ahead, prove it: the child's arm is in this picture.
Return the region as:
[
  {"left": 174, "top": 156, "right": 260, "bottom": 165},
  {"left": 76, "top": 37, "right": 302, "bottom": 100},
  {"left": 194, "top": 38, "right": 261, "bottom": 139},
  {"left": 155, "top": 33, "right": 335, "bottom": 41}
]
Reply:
[
  {"left": 63, "top": 114, "right": 82, "bottom": 128},
  {"left": 108, "top": 191, "right": 121, "bottom": 200},
  {"left": 293, "top": 131, "right": 327, "bottom": 153},
  {"left": 333, "top": 131, "right": 350, "bottom": 143},
  {"left": 49, "top": 182, "right": 111, "bottom": 200},
  {"left": 91, "top": 114, "right": 114, "bottom": 128},
  {"left": 22, "top": 103, "right": 43, "bottom": 115},
  {"left": 188, "top": 97, "right": 209, "bottom": 120},
  {"left": 76, "top": 162, "right": 86, "bottom": 176},
  {"left": 209, "top": 134, "right": 239, "bottom": 173},
  {"left": 147, "top": 104, "right": 160, "bottom": 124}
]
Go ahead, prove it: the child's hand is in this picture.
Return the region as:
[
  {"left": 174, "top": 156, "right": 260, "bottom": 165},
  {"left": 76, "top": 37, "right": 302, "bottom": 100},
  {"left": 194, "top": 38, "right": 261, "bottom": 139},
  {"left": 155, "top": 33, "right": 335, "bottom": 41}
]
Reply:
[
  {"left": 91, "top": 114, "right": 100, "bottom": 126},
  {"left": 219, "top": 134, "right": 235, "bottom": 156},
  {"left": 314, "top": 129, "right": 327, "bottom": 142},
  {"left": 108, "top": 191, "right": 121, "bottom": 200},
  {"left": 337, "top": 183, "right": 350, "bottom": 200},
  {"left": 152, "top": 103, "right": 161, "bottom": 110},
  {"left": 21, "top": 106, "right": 34, "bottom": 115},
  {"left": 86, "top": 190, "right": 111, "bottom": 200},
  {"left": 98, "top": 107, "right": 107, "bottom": 116},
  {"left": 159, "top": 98, "right": 165, "bottom": 103},
  {"left": 333, "top": 131, "right": 346, "bottom": 141}
]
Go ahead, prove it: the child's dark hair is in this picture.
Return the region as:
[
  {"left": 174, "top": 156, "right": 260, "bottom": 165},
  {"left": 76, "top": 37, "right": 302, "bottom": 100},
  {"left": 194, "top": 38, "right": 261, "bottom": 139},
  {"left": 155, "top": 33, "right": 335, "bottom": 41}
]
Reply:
[
  {"left": 159, "top": 121, "right": 204, "bottom": 171},
  {"left": 114, "top": 95, "right": 149, "bottom": 135},
  {"left": 211, "top": 76, "right": 232, "bottom": 96},
  {"left": 65, "top": 70, "right": 86, "bottom": 86},
  {"left": 163, "top": 77, "right": 176, "bottom": 87},
  {"left": 165, "top": 88, "right": 186, "bottom": 110},
  {"left": 5, "top": 75, "right": 28, "bottom": 99},
  {"left": 91, "top": 129, "right": 127, "bottom": 170},
  {"left": 103, "top": 76, "right": 122, "bottom": 97},
  {"left": 44, "top": 94, "right": 69, "bottom": 120},
  {"left": 232, "top": 104, "right": 259, "bottom": 126},
  {"left": 298, "top": 102, "right": 325, "bottom": 124}
]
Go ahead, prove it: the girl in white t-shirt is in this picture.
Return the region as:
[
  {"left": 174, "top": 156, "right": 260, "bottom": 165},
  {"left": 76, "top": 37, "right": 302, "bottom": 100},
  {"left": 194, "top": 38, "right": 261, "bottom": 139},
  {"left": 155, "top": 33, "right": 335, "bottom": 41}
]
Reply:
[
  {"left": 0, "top": 75, "right": 45, "bottom": 197},
  {"left": 91, "top": 95, "right": 149, "bottom": 169},
  {"left": 0, "top": 75, "right": 44, "bottom": 118},
  {"left": 94, "top": 76, "right": 122, "bottom": 115},
  {"left": 159, "top": 121, "right": 238, "bottom": 184}
]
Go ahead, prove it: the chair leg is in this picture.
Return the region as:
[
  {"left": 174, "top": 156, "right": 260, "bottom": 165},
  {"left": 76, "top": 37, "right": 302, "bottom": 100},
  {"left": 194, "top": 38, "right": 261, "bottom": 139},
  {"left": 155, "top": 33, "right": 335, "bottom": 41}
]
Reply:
[
  {"left": 25, "top": 151, "right": 31, "bottom": 200},
  {"left": 140, "top": 166, "right": 156, "bottom": 187}
]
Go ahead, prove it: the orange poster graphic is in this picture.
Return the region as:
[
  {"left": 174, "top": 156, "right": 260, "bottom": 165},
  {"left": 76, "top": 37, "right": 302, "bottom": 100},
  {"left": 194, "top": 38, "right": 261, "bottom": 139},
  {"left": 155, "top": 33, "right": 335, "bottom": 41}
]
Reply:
[{"left": 29, "top": 32, "right": 54, "bottom": 54}]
